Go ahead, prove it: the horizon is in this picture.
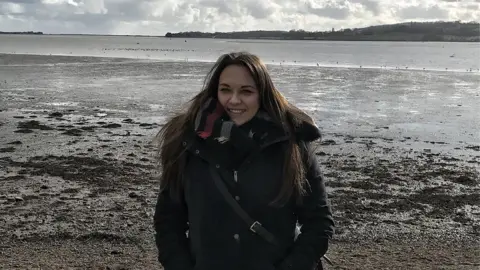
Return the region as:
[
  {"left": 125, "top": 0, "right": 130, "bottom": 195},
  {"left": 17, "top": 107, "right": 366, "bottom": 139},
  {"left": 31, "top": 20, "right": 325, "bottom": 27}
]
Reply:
[
  {"left": 0, "top": 0, "right": 479, "bottom": 35},
  {"left": 2, "top": 20, "right": 479, "bottom": 37}
]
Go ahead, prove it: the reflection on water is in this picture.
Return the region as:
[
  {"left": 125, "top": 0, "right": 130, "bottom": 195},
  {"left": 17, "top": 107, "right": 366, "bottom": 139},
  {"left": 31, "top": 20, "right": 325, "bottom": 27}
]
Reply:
[
  {"left": 1, "top": 34, "right": 479, "bottom": 72},
  {"left": 1, "top": 53, "right": 478, "bottom": 146}
]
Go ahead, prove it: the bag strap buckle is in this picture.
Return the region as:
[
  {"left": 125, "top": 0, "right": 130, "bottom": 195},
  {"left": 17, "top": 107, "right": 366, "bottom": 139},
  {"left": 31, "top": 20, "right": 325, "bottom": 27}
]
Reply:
[{"left": 250, "top": 221, "right": 262, "bottom": 233}]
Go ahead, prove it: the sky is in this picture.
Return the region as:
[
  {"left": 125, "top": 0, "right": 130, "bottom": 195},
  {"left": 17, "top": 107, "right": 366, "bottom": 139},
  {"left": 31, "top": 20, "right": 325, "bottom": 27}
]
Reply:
[{"left": 0, "top": 0, "right": 479, "bottom": 35}]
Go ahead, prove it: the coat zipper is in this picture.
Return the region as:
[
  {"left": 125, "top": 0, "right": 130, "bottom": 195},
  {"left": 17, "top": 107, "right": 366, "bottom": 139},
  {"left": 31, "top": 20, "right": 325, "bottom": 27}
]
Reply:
[{"left": 233, "top": 170, "right": 238, "bottom": 182}]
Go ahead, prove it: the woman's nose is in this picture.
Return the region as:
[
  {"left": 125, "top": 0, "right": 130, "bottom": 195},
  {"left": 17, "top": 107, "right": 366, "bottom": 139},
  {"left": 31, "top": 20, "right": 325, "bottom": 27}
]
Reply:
[{"left": 229, "top": 93, "right": 241, "bottom": 104}]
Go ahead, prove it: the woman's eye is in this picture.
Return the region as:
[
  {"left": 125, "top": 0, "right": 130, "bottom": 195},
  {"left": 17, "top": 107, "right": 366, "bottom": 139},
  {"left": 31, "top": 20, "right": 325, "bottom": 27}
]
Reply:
[{"left": 220, "top": 88, "right": 230, "bottom": 92}]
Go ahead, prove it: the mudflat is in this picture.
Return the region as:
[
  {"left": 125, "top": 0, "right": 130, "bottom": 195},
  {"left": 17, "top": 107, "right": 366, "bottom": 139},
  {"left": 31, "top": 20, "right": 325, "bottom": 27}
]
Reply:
[{"left": 0, "top": 54, "right": 478, "bottom": 269}]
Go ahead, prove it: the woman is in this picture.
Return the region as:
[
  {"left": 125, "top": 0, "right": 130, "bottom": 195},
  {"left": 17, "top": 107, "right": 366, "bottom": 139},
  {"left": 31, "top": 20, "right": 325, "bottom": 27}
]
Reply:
[{"left": 154, "top": 52, "right": 334, "bottom": 270}]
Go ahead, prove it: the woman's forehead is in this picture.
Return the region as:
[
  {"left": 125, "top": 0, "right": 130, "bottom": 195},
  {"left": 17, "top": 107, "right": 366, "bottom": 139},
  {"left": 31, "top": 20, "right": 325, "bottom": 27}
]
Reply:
[{"left": 219, "top": 66, "right": 256, "bottom": 87}]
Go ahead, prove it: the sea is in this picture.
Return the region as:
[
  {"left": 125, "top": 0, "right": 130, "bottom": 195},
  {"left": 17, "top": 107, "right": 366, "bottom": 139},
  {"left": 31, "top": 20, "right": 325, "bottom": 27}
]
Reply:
[
  {"left": 1, "top": 34, "right": 480, "bottom": 72},
  {"left": 0, "top": 34, "right": 479, "bottom": 147}
]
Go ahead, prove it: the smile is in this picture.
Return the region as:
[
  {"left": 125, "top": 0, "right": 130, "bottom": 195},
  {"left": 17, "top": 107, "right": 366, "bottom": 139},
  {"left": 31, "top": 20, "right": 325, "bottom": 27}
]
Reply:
[{"left": 227, "top": 108, "right": 246, "bottom": 114}]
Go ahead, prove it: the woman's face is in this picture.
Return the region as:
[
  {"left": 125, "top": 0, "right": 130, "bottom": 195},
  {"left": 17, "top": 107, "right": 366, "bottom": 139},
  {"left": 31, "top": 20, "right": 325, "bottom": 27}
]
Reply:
[{"left": 217, "top": 65, "right": 260, "bottom": 126}]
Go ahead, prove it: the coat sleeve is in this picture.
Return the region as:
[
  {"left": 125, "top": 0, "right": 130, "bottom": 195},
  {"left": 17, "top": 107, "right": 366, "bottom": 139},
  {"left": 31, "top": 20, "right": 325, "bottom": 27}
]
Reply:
[
  {"left": 278, "top": 142, "right": 335, "bottom": 270},
  {"left": 154, "top": 187, "right": 194, "bottom": 270}
]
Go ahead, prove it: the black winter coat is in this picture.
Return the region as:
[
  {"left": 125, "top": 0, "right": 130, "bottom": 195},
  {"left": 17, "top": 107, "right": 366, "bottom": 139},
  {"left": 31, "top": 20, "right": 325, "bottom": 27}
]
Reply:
[{"left": 154, "top": 121, "right": 335, "bottom": 270}]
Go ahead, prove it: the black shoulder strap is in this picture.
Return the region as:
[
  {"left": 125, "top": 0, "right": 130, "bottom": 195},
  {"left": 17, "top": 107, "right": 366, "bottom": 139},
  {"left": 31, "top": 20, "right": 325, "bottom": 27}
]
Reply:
[{"left": 208, "top": 165, "right": 278, "bottom": 245}]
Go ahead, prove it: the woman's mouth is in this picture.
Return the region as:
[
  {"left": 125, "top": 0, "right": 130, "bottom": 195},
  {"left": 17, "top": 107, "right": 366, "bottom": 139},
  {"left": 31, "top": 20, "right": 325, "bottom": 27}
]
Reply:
[{"left": 227, "top": 108, "right": 245, "bottom": 114}]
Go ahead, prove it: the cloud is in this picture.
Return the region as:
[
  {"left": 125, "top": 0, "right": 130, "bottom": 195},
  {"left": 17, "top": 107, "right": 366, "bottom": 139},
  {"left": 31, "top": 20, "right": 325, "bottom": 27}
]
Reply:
[
  {"left": 82, "top": 0, "right": 107, "bottom": 14},
  {"left": 244, "top": 0, "right": 279, "bottom": 20},
  {"left": 397, "top": 3, "right": 449, "bottom": 19},
  {"left": 0, "top": 0, "right": 38, "bottom": 3},
  {"left": 1, "top": 3, "right": 26, "bottom": 14},
  {"left": 351, "top": 0, "right": 380, "bottom": 15},
  {"left": 303, "top": 1, "right": 351, "bottom": 20},
  {"left": 0, "top": 0, "right": 478, "bottom": 35}
]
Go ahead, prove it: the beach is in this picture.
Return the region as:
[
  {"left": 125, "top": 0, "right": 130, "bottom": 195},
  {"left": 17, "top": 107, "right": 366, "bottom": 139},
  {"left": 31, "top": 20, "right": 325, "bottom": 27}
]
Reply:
[{"left": 0, "top": 50, "right": 479, "bottom": 269}]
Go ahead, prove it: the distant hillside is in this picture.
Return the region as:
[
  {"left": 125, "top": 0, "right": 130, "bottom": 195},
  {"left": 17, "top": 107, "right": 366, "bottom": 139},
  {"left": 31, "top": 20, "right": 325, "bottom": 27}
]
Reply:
[
  {"left": 0, "top": 31, "right": 43, "bottom": 35},
  {"left": 165, "top": 21, "right": 480, "bottom": 42}
]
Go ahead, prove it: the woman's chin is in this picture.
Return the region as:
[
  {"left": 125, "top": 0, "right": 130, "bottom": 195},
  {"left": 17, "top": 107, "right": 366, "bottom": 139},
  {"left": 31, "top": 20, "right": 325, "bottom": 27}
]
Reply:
[
  {"left": 232, "top": 119, "right": 245, "bottom": 126},
  {"left": 226, "top": 110, "right": 257, "bottom": 125}
]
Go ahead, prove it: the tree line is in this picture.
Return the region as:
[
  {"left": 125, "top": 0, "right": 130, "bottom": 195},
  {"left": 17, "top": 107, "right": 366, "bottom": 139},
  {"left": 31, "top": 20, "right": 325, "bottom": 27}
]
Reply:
[
  {"left": 0, "top": 31, "right": 43, "bottom": 35},
  {"left": 165, "top": 21, "right": 480, "bottom": 42}
]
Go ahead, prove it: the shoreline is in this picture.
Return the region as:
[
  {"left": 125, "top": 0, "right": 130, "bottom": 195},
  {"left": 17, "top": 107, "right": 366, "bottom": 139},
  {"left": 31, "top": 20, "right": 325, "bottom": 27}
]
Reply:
[
  {"left": 1, "top": 52, "right": 479, "bottom": 74},
  {"left": 166, "top": 36, "right": 480, "bottom": 43},
  {"left": 2, "top": 33, "right": 479, "bottom": 43}
]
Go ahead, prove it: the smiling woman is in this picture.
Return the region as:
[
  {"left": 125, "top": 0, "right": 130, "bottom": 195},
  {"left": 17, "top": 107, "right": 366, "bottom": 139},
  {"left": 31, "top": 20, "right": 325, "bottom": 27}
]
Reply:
[
  {"left": 217, "top": 65, "right": 260, "bottom": 125},
  {"left": 153, "top": 52, "right": 335, "bottom": 270}
]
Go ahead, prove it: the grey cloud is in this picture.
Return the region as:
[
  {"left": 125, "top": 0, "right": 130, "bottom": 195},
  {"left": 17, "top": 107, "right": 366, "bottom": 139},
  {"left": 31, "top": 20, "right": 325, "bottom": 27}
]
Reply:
[
  {"left": 0, "top": 0, "right": 478, "bottom": 35},
  {"left": 0, "top": 0, "right": 39, "bottom": 3},
  {"left": 244, "top": 1, "right": 276, "bottom": 19},
  {"left": 398, "top": 5, "right": 449, "bottom": 20},
  {"left": 0, "top": 2, "right": 26, "bottom": 15},
  {"left": 199, "top": 0, "right": 235, "bottom": 16},
  {"left": 198, "top": 0, "right": 275, "bottom": 20},
  {"left": 441, "top": 0, "right": 480, "bottom": 2},
  {"left": 103, "top": 1, "right": 151, "bottom": 21},
  {"left": 13, "top": 2, "right": 75, "bottom": 20},
  {"left": 0, "top": 0, "right": 114, "bottom": 33},
  {"left": 305, "top": 1, "right": 350, "bottom": 20},
  {"left": 439, "top": 0, "right": 479, "bottom": 2},
  {"left": 350, "top": 0, "right": 380, "bottom": 15}
]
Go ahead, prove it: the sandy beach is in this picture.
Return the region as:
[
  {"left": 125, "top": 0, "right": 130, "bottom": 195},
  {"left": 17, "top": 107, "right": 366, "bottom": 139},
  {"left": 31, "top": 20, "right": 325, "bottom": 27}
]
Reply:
[{"left": 0, "top": 53, "right": 479, "bottom": 269}]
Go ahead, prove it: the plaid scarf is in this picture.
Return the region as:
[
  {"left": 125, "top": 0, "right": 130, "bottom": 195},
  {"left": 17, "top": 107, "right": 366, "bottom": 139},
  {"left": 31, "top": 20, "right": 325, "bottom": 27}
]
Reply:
[{"left": 194, "top": 98, "right": 233, "bottom": 141}]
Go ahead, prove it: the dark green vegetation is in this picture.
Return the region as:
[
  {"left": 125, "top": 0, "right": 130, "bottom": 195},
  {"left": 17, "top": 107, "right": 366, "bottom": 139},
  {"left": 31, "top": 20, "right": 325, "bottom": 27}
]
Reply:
[
  {"left": 0, "top": 31, "right": 43, "bottom": 35},
  {"left": 166, "top": 21, "right": 480, "bottom": 42}
]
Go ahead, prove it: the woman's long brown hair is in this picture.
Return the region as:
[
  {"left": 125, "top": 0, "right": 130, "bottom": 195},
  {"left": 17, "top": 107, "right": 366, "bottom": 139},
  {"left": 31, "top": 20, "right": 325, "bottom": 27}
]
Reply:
[{"left": 155, "top": 52, "right": 316, "bottom": 206}]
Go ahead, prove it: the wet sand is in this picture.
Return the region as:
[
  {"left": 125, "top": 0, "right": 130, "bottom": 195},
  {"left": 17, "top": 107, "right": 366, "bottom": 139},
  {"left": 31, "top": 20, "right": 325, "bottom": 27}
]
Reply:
[{"left": 0, "top": 54, "right": 479, "bottom": 269}]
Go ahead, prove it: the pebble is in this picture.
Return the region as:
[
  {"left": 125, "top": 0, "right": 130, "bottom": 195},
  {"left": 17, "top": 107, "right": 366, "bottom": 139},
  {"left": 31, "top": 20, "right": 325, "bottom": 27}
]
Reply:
[
  {"left": 128, "top": 192, "right": 139, "bottom": 198},
  {"left": 110, "top": 249, "right": 121, "bottom": 255},
  {"left": 106, "top": 264, "right": 128, "bottom": 270}
]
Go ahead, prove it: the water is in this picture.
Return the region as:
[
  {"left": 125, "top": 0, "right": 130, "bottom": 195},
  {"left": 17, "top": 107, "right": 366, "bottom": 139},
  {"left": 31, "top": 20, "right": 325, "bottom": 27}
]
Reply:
[
  {"left": 1, "top": 34, "right": 479, "bottom": 72},
  {"left": 0, "top": 35, "right": 479, "bottom": 146}
]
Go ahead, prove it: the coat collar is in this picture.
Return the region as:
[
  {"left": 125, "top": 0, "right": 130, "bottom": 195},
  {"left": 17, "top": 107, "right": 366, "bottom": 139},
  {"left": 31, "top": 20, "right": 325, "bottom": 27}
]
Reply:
[{"left": 182, "top": 114, "right": 321, "bottom": 152}]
